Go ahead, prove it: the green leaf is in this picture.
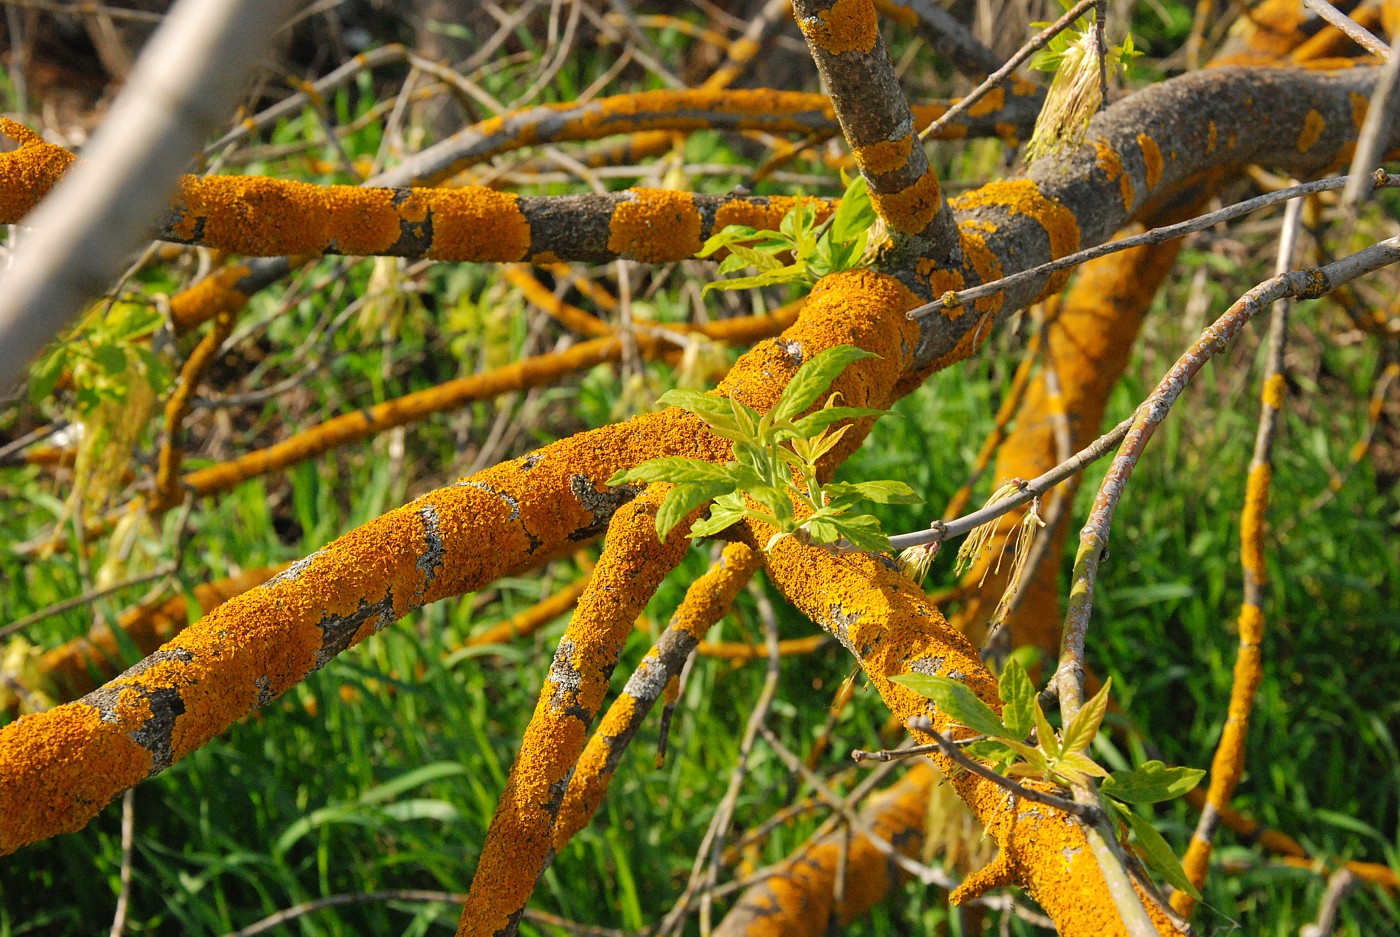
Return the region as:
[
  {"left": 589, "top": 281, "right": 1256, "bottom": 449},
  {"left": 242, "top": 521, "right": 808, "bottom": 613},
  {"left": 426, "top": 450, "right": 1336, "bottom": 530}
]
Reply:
[
  {"left": 806, "top": 516, "right": 842, "bottom": 544},
  {"left": 702, "top": 267, "right": 805, "bottom": 295},
  {"left": 824, "top": 512, "right": 891, "bottom": 552},
  {"left": 828, "top": 479, "right": 922, "bottom": 505},
  {"left": 746, "top": 485, "right": 793, "bottom": 527},
  {"left": 771, "top": 345, "right": 878, "bottom": 424},
  {"left": 607, "top": 457, "right": 733, "bottom": 487},
  {"left": 829, "top": 174, "right": 876, "bottom": 244},
  {"left": 1060, "top": 677, "right": 1112, "bottom": 756},
  {"left": 725, "top": 242, "right": 786, "bottom": 273},
  {"left": 688, "top": 501, "right": 748, "bottom": 539},
  {"left": 1032, "top": 695, "right": 1060, "bottom": 760},
  {"left": 789, "top": 405, "right": 887, "bottom": 439},
  {"left": 1100, "top": 761, "right": 1206, "bottom": 804},
  {"left": 656, "top": 390, "right": 742, "bottom": 438},
  {"left": 965, "top": 739, "right": 1018, "bottom": 768},
  {"left": 93, "top": 343, "right": 127, "bottom": 375},
  {"left": 28, "top": 351, "right": 67, "bottom": 403},
  {"left": 696, "top": 225, "right": 759, "bottom": 257},
  {"left": 654, "top": 480, "right": 736, "bottom": 542},
  {"left": 1121, "top": 808, "right": 1202, "bottom": 901},
  {"left": 998, "top": 658, "right": 1035, "bottom": 742},
  {"left": 891, "top": 673, "right": 1008, "bottom": 739}
]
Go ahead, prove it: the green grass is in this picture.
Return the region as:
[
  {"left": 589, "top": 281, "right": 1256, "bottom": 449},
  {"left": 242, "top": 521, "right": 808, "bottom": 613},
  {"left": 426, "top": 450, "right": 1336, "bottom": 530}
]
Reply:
[{"left": 3, "top": 10, "right": 1398, "bottom": 937}]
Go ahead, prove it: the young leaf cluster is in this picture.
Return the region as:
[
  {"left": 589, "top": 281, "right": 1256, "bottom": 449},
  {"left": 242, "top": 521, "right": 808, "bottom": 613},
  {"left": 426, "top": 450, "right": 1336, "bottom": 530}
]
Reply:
[
  {"left": 27, "top": 301, "right": 171, "bottom": 411},
  {"left": 892, "top": 661, "right": 1205, "bottom": 900},
  {"left": 696, "top": 173, "right": 878, "bottom": 294},
  {"left": 607, "top": 345, "right": 921, "bottom": 551}
]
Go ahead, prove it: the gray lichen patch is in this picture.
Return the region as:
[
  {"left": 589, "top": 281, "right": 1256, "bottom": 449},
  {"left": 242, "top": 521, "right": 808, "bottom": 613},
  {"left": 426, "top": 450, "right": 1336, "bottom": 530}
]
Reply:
[
  {"left": 313, "top": 594, "right": 395, "bottom": 669},
  {"left": 569, "top": 474, "right": 640, "bottom": 540},
  {"left": 414, "top": 503, "right": 445, "bottom": 601}
]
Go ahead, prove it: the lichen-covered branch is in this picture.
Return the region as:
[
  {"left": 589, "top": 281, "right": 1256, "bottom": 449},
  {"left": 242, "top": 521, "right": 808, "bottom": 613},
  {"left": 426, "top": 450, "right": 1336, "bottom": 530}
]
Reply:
[
  {"left": 454, "top": 488, "right": 692, "bottom": 937},
  {"left": 552, "top": 542, "right": 761, "bottom": 851},
  {"left": 792, "top": 0, "right": 960, "bottom": 258}
]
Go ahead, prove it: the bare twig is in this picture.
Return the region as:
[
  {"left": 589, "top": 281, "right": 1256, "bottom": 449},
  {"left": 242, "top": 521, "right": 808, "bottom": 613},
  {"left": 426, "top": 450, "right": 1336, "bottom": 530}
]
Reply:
[
  {"left": 909, "top": 172, "right": 1400, "bottom": 319},
  {"left": 1299, "top": 0, "right": 1391, "bottom": 59},
  {"left": 1298, "top": 869, "right": 1357, "bottom": 937},
  {"left": 1341, "top": 35, "right": 1400, "bottom": 208},
  {"left": 108, "top": 789, "right": 135, "bottom": 937},
  {"left": 1053, "top": 234, "right": 1400, "bottom": 725}
]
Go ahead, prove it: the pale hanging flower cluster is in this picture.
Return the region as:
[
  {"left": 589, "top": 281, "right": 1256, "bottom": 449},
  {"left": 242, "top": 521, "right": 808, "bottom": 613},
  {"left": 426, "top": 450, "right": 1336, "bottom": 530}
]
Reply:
[{"left": 1023, "top": 7, "right": 1140, "bottom": 164}]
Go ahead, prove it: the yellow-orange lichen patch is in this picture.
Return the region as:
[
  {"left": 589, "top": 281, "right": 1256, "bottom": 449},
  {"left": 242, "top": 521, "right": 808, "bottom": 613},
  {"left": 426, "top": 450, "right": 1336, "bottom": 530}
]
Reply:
[
  {"left": 323, "top": 186, "right": 405, "bottom": 256},
  {"left": 1137, "top": 133, "right": 1163, "bottom": 190},
  {"left": 950, "top": 178, "right": 1079, "bottom": 297},
  {"left": 957, "top": 224, "right": 1005, "bottom": 315},
  {"left": 421, "top": 187, "right": 531, "bottom": 262},
  {"left": 1261, "top": 372, "right": 1286, "bottom": 410},
  {"left": 854, "top": 133, "right": 913, "bottom": 175},
  {"left": 713, "top": 195, "right": 831, "bottom": 232},
  {"left": 606, "top": 189, "right": 703, "bottom": 262},
  {"left": 1207, "top": 120, "right": 1218, "bottom": 155},
  {"left": 1296, "top": 108, "right": 1326, "bottom": 154},
  {"left": 869, "top": 172, "right": 944, "bottom": 235},
  {"left": 1091, "top": 138, "right": 1134, "bottom": 213},
  {"left": 0, "top": 702, "right": 152, "bottom": 854},
  {"left": 966, "top": 86, "right": 1006, "bottom": 118},
  {"left": 797, "top": 0, "right": 879, "bottom": 56},
  {"left": 1239, "top": 463, "right": 1272, "bottom": 579},
  {"left": 0, "top": 118, "right": 76, "bottom": 223},
  {"left": 1351, "top": 92, "right": 1369, "bottom": 132},
  {"left": 917, "top": 257, "right": 967, "bottom": 319},
  {"left": 871, "top": 0, "right": 917, "bottom": 26},
  {"left": 176, "top": 175, "right": 338, "bottom": 256},
  {"left": 169, "top": 264, "right": 252, "bottom": 333}
]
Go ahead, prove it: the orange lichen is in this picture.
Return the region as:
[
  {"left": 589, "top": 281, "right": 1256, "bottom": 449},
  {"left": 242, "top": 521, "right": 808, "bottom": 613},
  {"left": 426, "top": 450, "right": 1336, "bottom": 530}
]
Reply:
[
  {"left": 950, "top": 178, "right": 1080, "bottom": 297},
  {"left": 713, "top": 195, "right": 831, "bottom": 231},
  {"left": 457, "top": 491, "right": 691, "bottom": 936},
  {"left": 797, "top": 0, "right": 880, "bottom": 56},
  {"left": 422, "top": 187, "right": 531, "bottom": 262},
  {"left": 1092, "top": 139, "right": 1135, "bottom": 213},
  {"left": 1207, "top": 120, "right": 1218, "bottom": 154},
  {"left": 0, "top": 118, "right": 77, "bottom": 223},
  {"left": 503, "top": 266, "right": 613, "bottom": 337},
  {"left": 0, "top": 704, "right": 152, "bottom": 853},
  {"left": 956, "top": 222, "right": 1004, "bottom": 314},
  {"left": 1350, "top": 92, "right": 1369, "bottom": 132},
  {"left": 871, "top": 0, "right": 918, "bottom": 26},
  {"left": 1137, "top": 133, "right": 1163, "bottom": 190},
  {"left": 606, "top": 189, "right": 703, "bottom": 262},
  {"left": 168, "top": 264, "right": 252, "bottom": 333},
  {"left": 1295, "top": 108, "right": 1325, "bottom": 154},
  {"left": 1239, "top": 463, "right": 1272, "bottom": 579},
  {"left": 854, "top": 133, "right": 914, "bottom": 175},
  {"left": 868, "top": 172, "right": 945, "bottom": 235},
  {"left": 553, "top": 543, "right": 759, "bottom": 850},
  {"left": 1261, "top": 372, "right": 1286, "bottom": 410}
]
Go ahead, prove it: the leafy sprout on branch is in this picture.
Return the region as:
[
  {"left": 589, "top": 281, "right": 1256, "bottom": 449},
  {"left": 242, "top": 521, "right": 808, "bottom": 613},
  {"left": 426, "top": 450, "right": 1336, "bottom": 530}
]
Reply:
[
  {"left": 608, "top": 345, "right": 921, "bottom": 552},
  {"left": 893, "top": 659, "right": 1206, "bottom": 900},
  {"left": 696, "top": 172, "right": 880, "bottom": 293}
]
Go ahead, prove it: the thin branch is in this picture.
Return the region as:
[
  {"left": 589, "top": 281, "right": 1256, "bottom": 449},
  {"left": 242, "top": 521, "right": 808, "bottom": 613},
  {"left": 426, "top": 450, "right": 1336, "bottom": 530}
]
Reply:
[
  {"left": 1298, "top": 869, "right": 1357, "bottom": 937},
  {"left": 1341, "top": 34, "right": 1400, "bottom": 207},
  {"left": 1053, "top": 234, "right": 1400, "bottom": 725},
  {"left": 908, "top": 172, "right": 1400, "bottom": 320},
  {"left": 920, "top": 0, "right": 1094, "bottom": 140},
  {"left": 905, "top": 716, "right": 1100, "bottom": 821},
  {"left": 889, "top": 416, "right": 1133, "bottom": 550},
  {"left": 1299, "top": 0, "right": 1391, "bottom": 59},
  {"left": 0, "top": 562, "right": 179, "bottom": 641}
]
